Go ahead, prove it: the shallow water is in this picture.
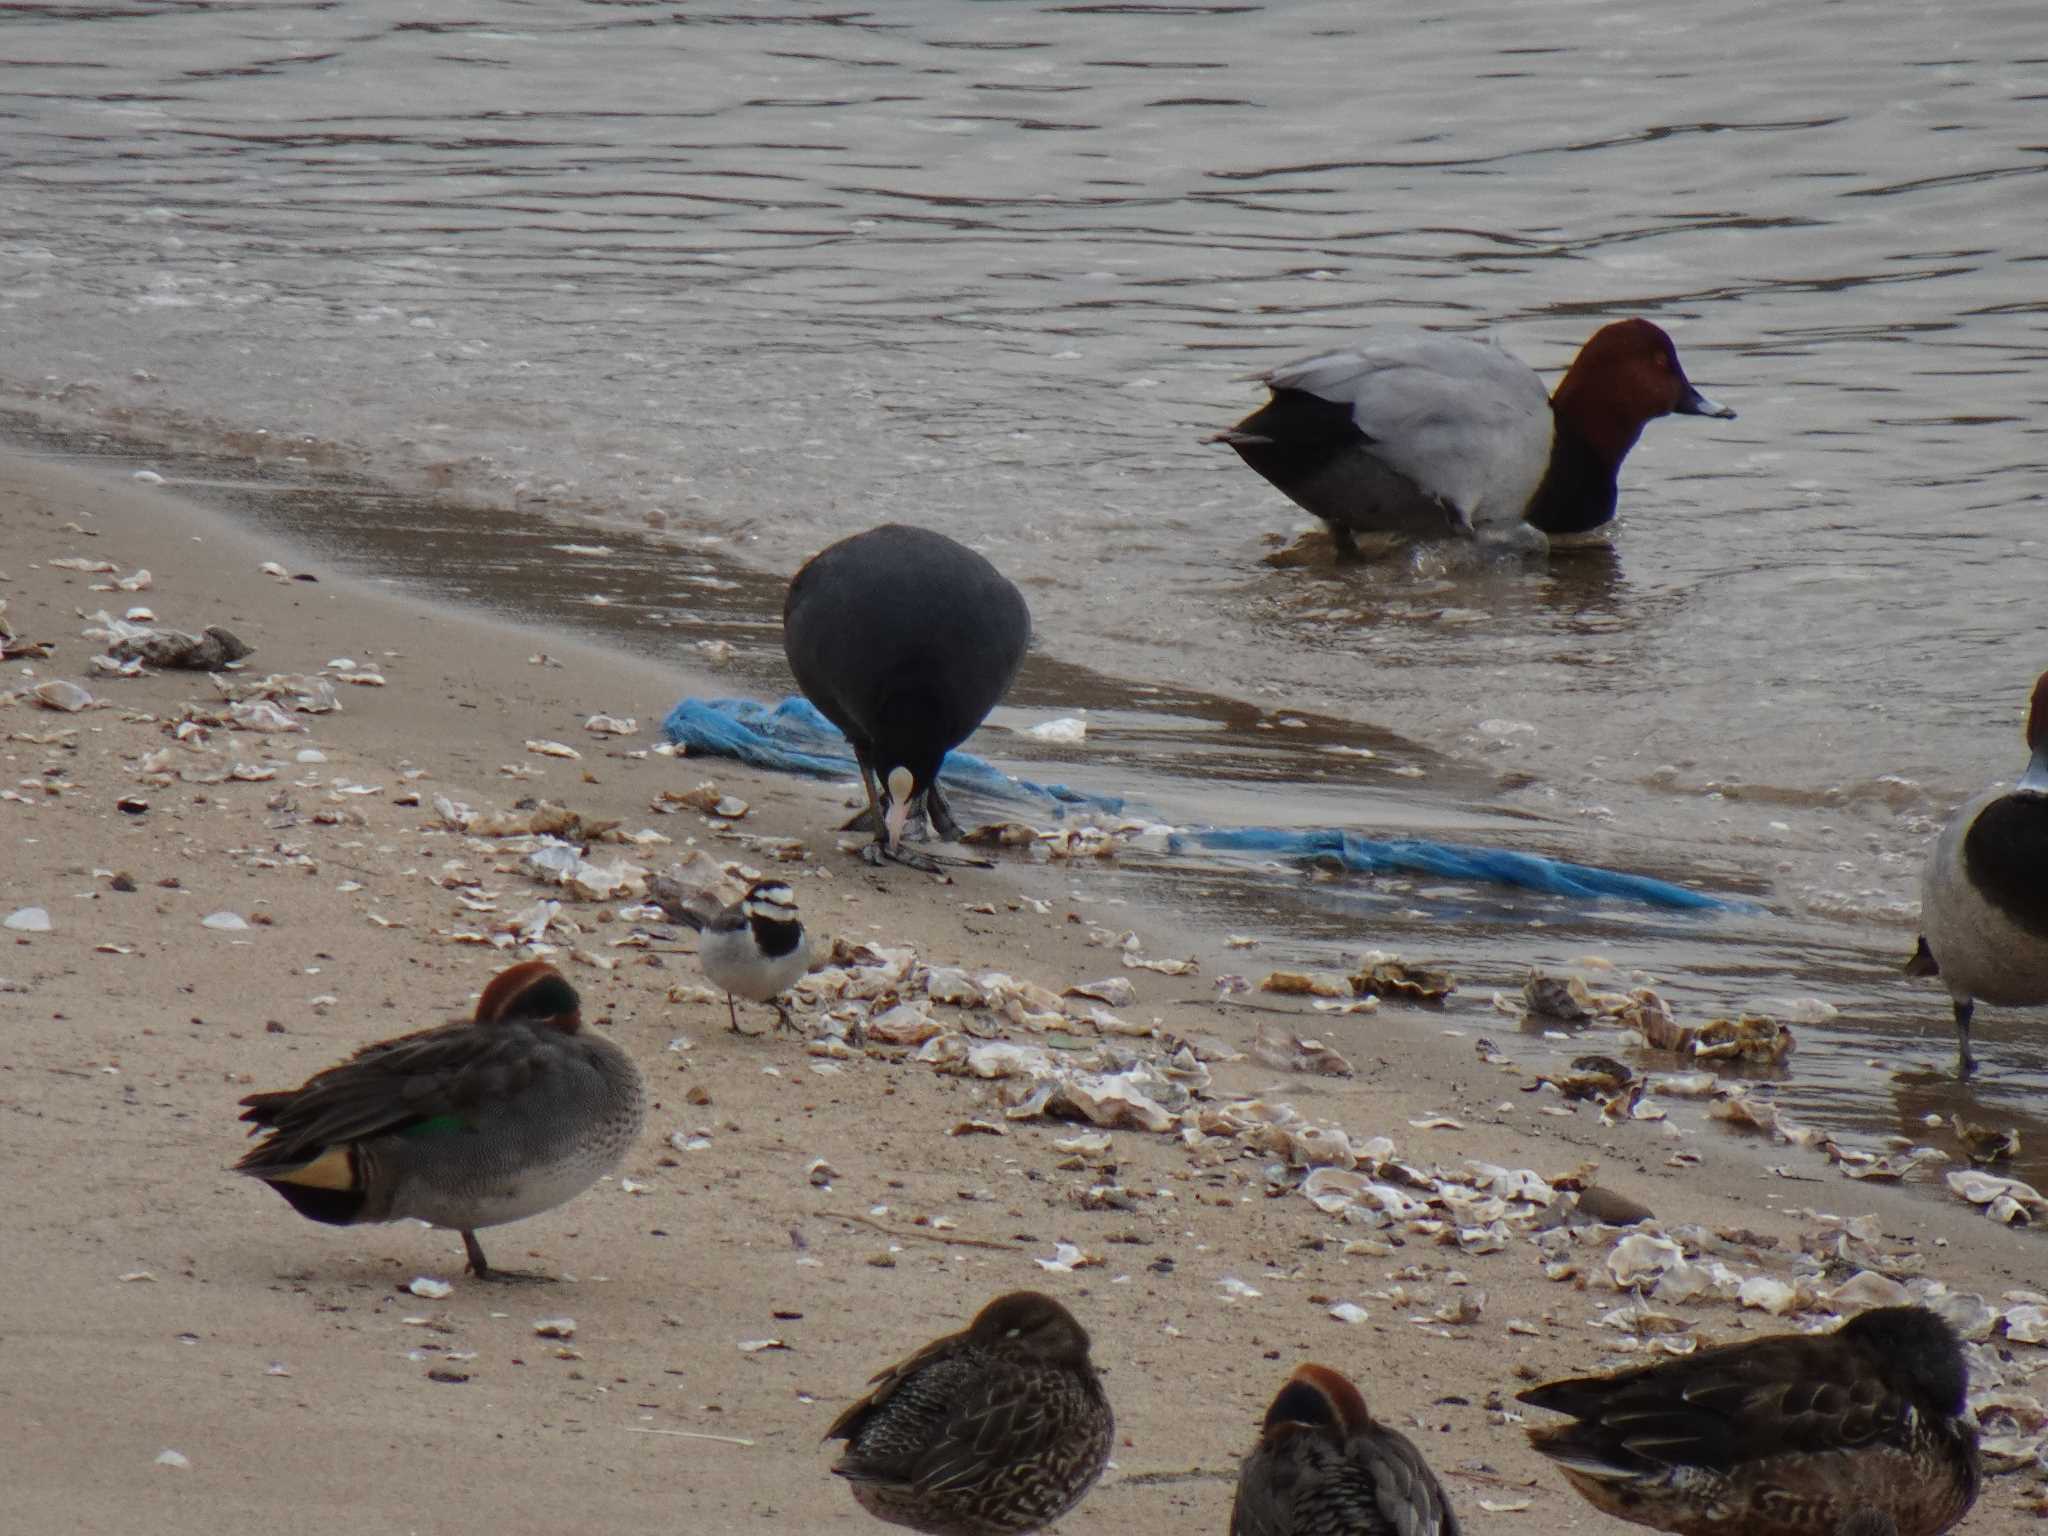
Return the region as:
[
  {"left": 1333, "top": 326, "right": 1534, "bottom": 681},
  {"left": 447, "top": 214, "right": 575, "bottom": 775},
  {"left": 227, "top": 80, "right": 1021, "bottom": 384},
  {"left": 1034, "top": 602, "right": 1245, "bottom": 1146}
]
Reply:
[{"left": 4, "top": 4, "right": 2045, "bottom": 1182}]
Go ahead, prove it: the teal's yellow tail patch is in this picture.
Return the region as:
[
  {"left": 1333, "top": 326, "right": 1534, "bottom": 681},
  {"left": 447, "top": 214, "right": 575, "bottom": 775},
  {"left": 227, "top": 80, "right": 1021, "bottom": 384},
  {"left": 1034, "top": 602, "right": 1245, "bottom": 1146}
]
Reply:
[{"left": 277, "top": 1144, "right": 356, "bottom": 1191}]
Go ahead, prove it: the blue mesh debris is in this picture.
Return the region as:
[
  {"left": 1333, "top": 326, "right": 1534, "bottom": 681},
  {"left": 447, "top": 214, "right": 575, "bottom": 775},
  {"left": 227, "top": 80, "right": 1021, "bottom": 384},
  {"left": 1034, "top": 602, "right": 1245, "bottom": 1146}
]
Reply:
[
  {"left": 660, "top": 696, "right": 1123, "bottom": 814},
  {"left": 1181, "top": 828, "right": 1742, "bottom": 911},
  {"left": 662, "top": 695, "right": 1749, "bottom": 913}
]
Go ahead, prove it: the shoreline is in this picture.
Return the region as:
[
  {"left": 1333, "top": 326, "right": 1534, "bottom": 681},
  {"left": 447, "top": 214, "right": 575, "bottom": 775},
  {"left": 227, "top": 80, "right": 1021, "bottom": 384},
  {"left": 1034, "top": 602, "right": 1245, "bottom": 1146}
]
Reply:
[{"left": 2, "top": 450, "right": 2044, "bottom": 1532}]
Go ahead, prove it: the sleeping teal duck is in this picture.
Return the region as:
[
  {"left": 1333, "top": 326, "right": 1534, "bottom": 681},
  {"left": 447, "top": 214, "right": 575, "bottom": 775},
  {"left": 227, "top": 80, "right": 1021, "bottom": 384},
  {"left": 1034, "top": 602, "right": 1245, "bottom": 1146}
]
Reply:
[
  {"left": 234, "top": 960, "right": 645, "bottom": 1279},
  {"left": 1231, "top": 1362, "right": 1460, "bottom": 1536},
  {"left": 824, "top": 1290, "right": 1113, "bottom": 1534},
  {"left": 1517, "top": 1305, "right": 1978, "bottom": 1536}
]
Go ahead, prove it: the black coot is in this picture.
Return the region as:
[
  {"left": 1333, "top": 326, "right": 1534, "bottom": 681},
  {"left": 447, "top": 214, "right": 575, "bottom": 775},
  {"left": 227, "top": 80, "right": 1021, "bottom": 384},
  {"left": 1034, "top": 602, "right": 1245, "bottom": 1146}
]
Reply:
[{"left": 783, "top": 524, "right": 1030, "bottom": 869}]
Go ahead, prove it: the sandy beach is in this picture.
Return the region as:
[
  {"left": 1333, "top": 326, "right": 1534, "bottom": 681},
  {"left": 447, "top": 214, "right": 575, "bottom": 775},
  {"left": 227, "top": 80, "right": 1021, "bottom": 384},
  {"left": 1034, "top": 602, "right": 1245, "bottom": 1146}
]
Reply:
[{"left": 1, "top": 450, "right": 2043, "bottom": 1535}]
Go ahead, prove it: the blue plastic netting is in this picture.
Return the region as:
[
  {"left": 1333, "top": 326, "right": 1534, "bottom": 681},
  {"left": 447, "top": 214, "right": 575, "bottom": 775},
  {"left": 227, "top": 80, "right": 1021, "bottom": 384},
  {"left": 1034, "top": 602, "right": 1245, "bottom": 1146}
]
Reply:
[{"left": 661, "top": 695, "right": 1749, "bottom": 913}]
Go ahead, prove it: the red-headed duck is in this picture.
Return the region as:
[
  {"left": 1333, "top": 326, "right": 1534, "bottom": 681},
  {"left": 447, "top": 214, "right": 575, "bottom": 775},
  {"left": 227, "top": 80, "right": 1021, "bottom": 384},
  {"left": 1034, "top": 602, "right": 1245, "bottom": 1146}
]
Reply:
[
  {"left": 1907, "top": 669, "right": 2048, "bottom": 1075},
  {"left": 1212, "top": 318, "right": 1735, "bottom": 559},
  {"left": 824, "top": 1290, "right": 1113, "bottom": 1534},
  {"left": 1230, "top": 1363, "right": 1461, "bottom": 1536},
  {"left": 1518, "top": 1305, "right": 1979, "bottom": 1536},
  {"left": 233, "top": 960, "right": 646, "bottom": 1279},
  {"left": 784, "top": 524, "right": 1030, "bottom": 872}
]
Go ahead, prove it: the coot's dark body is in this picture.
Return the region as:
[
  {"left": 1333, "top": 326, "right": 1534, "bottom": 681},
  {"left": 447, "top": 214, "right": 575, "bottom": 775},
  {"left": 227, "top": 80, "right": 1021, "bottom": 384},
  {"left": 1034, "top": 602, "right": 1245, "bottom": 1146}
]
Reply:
[{"left": 784, "top": 524, "right": 1030, "bottom": 864}]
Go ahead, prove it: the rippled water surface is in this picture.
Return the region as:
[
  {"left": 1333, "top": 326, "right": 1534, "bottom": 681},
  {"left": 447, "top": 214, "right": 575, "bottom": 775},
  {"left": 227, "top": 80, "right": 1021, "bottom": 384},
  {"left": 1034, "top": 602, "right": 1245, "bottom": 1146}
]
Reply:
[{"left": 5, "top": 2, "right": 2045, "bottom": 1168}]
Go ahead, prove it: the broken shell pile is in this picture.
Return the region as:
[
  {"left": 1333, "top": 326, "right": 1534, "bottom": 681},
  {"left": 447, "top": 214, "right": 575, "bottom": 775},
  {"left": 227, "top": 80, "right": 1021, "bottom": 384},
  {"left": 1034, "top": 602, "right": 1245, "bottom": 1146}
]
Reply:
[
  {"left": 957, "top": 816, "right": 1176, "bottom": 863},
  {"left": 418, "top": 804, "right": 727, "bottom": 961},
  {"left": 1512, "top": 968, "right": 1795, "bottom": 1065},
  {"left": 772, "top": 931, "right": 2048, "bottom": 1471},
  {"left": 1496, "top": 966, "right": 2046, "bottom": 1228},
  {"left": 1252, "top": 953, "right": 1454, "bottom": 1014}
]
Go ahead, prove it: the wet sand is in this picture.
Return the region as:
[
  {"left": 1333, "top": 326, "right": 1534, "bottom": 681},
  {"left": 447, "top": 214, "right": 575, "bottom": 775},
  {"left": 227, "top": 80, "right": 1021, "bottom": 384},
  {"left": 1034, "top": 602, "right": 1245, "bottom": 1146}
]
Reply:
[{"left": 0, "top": 452, "right": 2042, "bottom": 1533}]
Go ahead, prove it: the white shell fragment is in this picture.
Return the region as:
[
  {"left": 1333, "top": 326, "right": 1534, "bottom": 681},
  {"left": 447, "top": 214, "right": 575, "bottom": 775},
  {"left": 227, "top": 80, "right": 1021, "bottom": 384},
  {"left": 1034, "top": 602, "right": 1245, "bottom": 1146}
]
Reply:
[
  {"left": 213, "top": 672, "right": 340, "bottom": 713},
  {"left": 2004, "top": 1305, "right": 2048, "bottom": 1345},
  {"left": 1947, "top": 1169, "right": 2048, "bottom": 1223},
  {"left": 407, "top": 1277, "right": 454, "bottom": 1299},
  {"left": 1249, "top": 1025, "right": 1354, "bottom": 1077},
  {"left": 1064, "top": 977, "right": 1136, "bottom": 1008},
  {"left": 33, "top": 680, "right": 95, "bottom": 713},
  {"left": 1608, "top": 1233, "right": 1687, "bottom": 1287},
  {"left": 1024, "top": 716, "right": 1087, "bottom": 743},
  {"left": 1035, "top": 1242, "right": 1098, "bottom": 1274},
  {"left": 522, "top": 839, "right": 648, "bottom": 902},
  {"left": 1737, "top": 1275, "right": 1804, "bottom": 1316},
  {"left": 201, "top": 911, "right": 250, "bottom": 931},
  {"left": 4, "top": 907, "right": 52, "bottom": 933}
]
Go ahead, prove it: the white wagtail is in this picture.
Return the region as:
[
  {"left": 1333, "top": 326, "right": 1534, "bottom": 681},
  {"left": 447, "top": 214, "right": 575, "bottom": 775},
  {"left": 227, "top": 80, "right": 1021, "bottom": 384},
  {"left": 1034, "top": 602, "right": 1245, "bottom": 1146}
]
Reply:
[{"left": 680, "top": 879, "right": 809, "bottom": 1034}]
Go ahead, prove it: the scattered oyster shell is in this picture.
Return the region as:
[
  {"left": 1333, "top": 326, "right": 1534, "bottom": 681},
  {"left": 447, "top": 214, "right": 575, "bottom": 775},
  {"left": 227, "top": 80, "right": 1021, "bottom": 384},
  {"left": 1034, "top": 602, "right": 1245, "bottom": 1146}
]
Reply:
[
  {"left": 1828, "top": 1271, "right": 1911, "bottom": 1308},
  {"left": 1351, "top": 956, "right": 1454, "bottom": 1002},
  {"left": 960, "top": 821, "right": 1041, "bottom": 847},
  {"left": 923, "top": 968, "right": 987, "bottom": 1007},
  {"left": 212, "top": 672, "right": 339, "bottom": 713},
  {"left": 226, "top": 699, "right": 304, "bottom": 734},
  {"left": 1064, "top": 977, "right": 1135, "bottom": 1008},
  {"left": 2003, "top": 1304, "right": 2048, "bottom": 1345},
  {"left": 864, "top": 1002, "right": 945, "bottom": 1046},
  {"left": 656, "top": 782, "right": 750, "bottom": 819},
  {"left": 1540, "top": 1054, "right": 1635, "bottom": 1100},
  {"left": 1523, "top": 971, "right": 1596, "bottom": 1022},
  {"left": 1024, "top": 716, "right": 1087, "bottom": 744},
  {"left": 438, "top": 796, "right": 622, "bottom": 842},
  {"left": 1613, "top": 987, "right": 1676, "bottom": 1036},
  {"left": 1690, "top": 1014, "right": 1795, "bottom": 1064},
  {"left": 1259, "top": 969, "right": 1351, "bottom": 998},
  {"left": 32, "top": 680, "right": 95, "bottom": 713},
  {"left": 524, "top": 839, "right": 648, "bottom": 902},
  {"left": 1248, "top": 1025, "right": 1354, "bottom": 1077},
  {"left": 1035, "top": 1242, "right": 1099, "bottom": 1273},
  {"left": 1952, "top": 1115, "right": 2020, "bottom": 1165},
  {"left": 1948, "top": 1169, "right": 2047, "bottom": 1223},
  {"left": 1607, "top": 1232, "right": 1687, "bottom": 1287}
]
